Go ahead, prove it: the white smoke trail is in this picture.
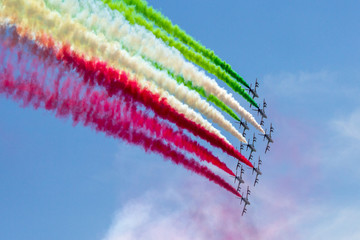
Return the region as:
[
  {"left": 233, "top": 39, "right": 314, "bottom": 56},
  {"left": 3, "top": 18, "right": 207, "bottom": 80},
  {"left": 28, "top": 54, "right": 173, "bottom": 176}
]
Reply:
[
  {"left": 138, "top": 79, "right": 232, "bottom": 144},
  {"left": 2, "top": 18, "right": 229, "bottom": 144},
  {"left": 0, "top": 0, "right": 247, "bottom": 143},
  {"left": 0, "top": 0, "right": 228, "bottom": 142},
  {"left": 43, "top": 0, "right": 263, "bottom": 134}
]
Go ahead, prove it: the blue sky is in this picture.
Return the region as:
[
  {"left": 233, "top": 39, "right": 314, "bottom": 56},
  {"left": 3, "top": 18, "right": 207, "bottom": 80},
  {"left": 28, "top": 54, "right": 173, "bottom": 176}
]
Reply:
[{"left": 1, "top": 0, "right": 360, "bottom": 239}]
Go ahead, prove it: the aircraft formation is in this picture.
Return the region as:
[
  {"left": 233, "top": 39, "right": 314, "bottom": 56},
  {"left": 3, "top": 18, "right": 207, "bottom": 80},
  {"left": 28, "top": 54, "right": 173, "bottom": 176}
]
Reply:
[
  {"left": 235, "top": 79, "right": 274, "bottom": 216},
  {"left": 0, "top": 0, "right": 275, "bottom": 217}
]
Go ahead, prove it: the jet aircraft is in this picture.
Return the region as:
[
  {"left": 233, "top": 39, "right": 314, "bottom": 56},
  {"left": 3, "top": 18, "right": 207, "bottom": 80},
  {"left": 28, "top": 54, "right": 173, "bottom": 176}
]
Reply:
[
  {"left": 240, "top": 186, "right": 251, "bottom": 216},
  {"left": 248, "top": 153, "right": 254, "bottom": 161},
  {"left": 253, "top": 157, "right": 262, "bottom": 186},
  {"left": 265, "top": 145, "right": 271, "bottom": 153},
  {"left": 254, "top": 99, "right": 267, "bottom": 125},
  {"left": 248, "top": 79, "right": 259, "bottom": 100},
  {"left": 260, "top": 123, "right": 274, "bottom": 153},
  {"left": 236, "top": 118, "right": 249, "bottom": 136},
  {"left": 234, "top": 165, "right": 245, "bottom": 191},
  {"left": 241, "top": 133, "right": 257, "bottom": 156}
]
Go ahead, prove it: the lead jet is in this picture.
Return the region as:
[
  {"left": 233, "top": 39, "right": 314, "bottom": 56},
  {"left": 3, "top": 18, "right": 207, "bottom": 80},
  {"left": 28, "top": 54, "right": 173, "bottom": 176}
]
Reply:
[
  {"left": 235, "top": 165, "right": 245, "bottom": 192},
  {"left": 241, "top": 133, "right": 257, "bottom": 156},
  {"left": 260, "top": 123, "right": 274, "bottom": 153},
  {"left": 236, "top": 118, "right": 249, "bottom": 136},
  {"left": 254, "top": 99, "right": 267, "bottom": 126},
  {"left": 240, "top": 186, "right": 251, "bottom": 216},
  {"left": 253, "top": 157, "right": 262, "bottom": 186},
  {"left": 248, "top": 78, "right": 259, "bottom": 100}
]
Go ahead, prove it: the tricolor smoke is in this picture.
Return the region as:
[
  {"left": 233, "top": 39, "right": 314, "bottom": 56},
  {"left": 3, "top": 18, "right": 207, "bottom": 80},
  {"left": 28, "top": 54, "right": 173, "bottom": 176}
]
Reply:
[
  {"left": 149, "top": 58, "right": 241, "bottom": 122},
  {"left": 102, "top": 0, "right": 259, "bottom": 108},
  {"left": 120, "top": 0, "right": 250, "bottom": 88},
  {"left": 41, "top": 0, "right": 264, "bottom": 133},
  {"left": 0, "top": 0, "right": 272, "bottom": 200},
  {"left": 0, "top": 31, "right": 241, "bottom": 197},
  {"left": 1, "top": 22, "right": 253, "bottom": 168},
  {"left": 57, "top": 45, "right": 253, "bottom": 167},
  {"left": 0, "top": 0, "right": 249, "bottom": 143},
  {"left": 0, "top": 0, "right": 228, "bottom": 143}
]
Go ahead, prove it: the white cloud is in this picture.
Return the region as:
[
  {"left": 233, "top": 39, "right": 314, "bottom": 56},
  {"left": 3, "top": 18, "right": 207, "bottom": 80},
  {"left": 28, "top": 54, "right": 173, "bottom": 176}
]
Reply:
[
  {"left": 101, "top": 70, "right": 360, "bottom": 240},
  {"left": 332, "top": 109, "right": 360, "bottom": 141},
  {"left": 101, "top": 106, "right": 360, "bottom": 240},
  {"left": 101, "top": 176, "right": 360, "bottom": 240},
  {"left": 100, "top": 172, "right": 306, "bottom": 240},
  {"left": 102, "top": 188, "right": 218, "bottom": 240},
  {"left": 301, "top": 205, "right": 360, "bottom": 240},
  {"left": 319, "top": 108, "right": 360, "bottom": 172}
]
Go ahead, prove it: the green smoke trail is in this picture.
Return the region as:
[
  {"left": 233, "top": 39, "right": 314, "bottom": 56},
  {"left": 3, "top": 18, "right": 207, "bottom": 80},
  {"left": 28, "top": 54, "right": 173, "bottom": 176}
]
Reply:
[
  {"left": 148, "top": 58, "right": 241, "bottom": 122},
  {"left": 112, "top": 39, "right": 241, "bottom": 122},
  {"left": 102, "top": 0, "right": 259, "bottom": 108},
  {"left": 43, "top": 0, "right": 241, "bottom": 122},
  {"left": 121, "top": 0, "right": 250, "bottom": 89}
]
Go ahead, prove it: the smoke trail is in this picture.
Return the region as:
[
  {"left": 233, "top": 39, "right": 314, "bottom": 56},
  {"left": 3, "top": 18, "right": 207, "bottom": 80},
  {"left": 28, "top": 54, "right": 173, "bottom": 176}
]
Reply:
[
  {"left": 42, "top": 0, "right": 264, "bottom": 133},
  {"left": 2, "top": 22, "right": 252, "bottom": 167},
  {"left": 127, "top": 104, "right": 236, "bottom": 176},
  {"left": 0, "top": 0, "right": 225, "bottom": 141},
  {"left": 46, "top": 0, "right": 241, "bottom": 121},
  {"left": 121, "top": 0, "right": 250, "bottom": 88},
  {"left": 102, "top": 0, "right": 258, "bottom": 108},
  {"left": 0, "top": 40, "right": 240, "bottom": 196},
  {"left": 1, "top": 23, "right": 235, "bottom": 175},
  {"left": 150, "top": 59, "right": 241, "bottom": 122},
  {"left": 130, "top": 103, "right": 237, "bottom": 176},
  {"left": 57, "top": 45, "right": 252, "bottom": 167},
  {"left": 0, "top": 0, "right": 248, "bottom": 143}
]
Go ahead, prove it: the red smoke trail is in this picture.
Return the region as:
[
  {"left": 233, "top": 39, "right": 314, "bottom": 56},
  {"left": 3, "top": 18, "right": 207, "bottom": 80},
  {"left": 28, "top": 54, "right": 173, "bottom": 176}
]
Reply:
[
  {"left": 9, "top": 24, "right": 252, "bottom": 168},
  {"left": 1, "top": 24, "right": 235, "bottom": 176},
  {"left": 127, "top": 104, "right": 235, "bottom": 176},
  {"left": 56, "top": 43, "right": 253, "bottom": 168},
  {"left": 94, "top": 94, "right": 235, "bottom": 176},
  {"left": 0, "top": 35, "right": 241, "bottom": 197}
]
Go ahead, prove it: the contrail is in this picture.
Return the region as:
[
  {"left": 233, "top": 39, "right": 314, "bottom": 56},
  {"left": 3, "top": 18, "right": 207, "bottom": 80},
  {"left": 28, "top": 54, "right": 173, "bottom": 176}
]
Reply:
[
  {"left": 102, "top": 0, "right": 259, "bottom": 108},
  {"left": 42, "top": 0, "right": 264, "bottom": 133},
  {"left": 120, "top": 0, "right": 250, "bottom": 88},
  {"left": 0, "top": 0, "right": 248, "bottom": 143},
  {"left": 0, "top": 37, "right": 241, "bottom": 196},
  {"left": 2, "top": 22, "right": 252, "bottom": 167}
]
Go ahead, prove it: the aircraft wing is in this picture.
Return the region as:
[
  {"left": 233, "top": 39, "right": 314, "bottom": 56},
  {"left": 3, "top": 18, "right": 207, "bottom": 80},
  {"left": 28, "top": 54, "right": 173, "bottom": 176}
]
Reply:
[
  {"left": 254, "top": 174, "right": 259, "bottom": 186},
  {"left": 242, "top": 204, "right": 247, "bottom": 216},
  {"left": 266, "top": 140, "right": 270, "bottom": 149}
]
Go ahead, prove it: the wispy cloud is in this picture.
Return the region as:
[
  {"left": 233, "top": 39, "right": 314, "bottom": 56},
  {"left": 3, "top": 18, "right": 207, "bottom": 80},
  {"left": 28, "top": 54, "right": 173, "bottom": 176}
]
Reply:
[
  {"left": 102, "top": 174, "right": 360, "bottom": 240},
  {"left": 264, "top": 70, "right": 337, "bottom": 96},
  {"left": 300, "top": 205, "right": 360, "bottom": 240},
  {"left": 262, "top": 70, "right": 360, "bottom": 112},
  {"left": 332, "top": 109, "right": 360, "bottom": 141},
  {"left": 101, "top": 113, "right": 321, "bottom": 240},
  {"left": 102, "top": 70, "right": 360, "bottom": 240},
  {"left": 102, "top": 180, "right": 263, "bottom": 240}
]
